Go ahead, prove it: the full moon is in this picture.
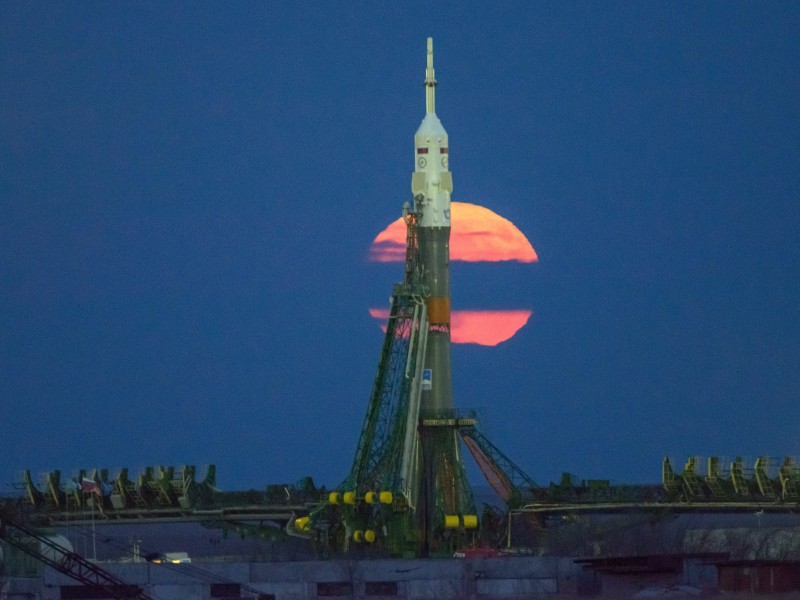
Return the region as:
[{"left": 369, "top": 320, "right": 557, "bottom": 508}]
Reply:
[
  {"left": 368, "top": 202, "right": 538, "bottom": 346},
  {"left": 369, "top": 308, "right": 533, "bottom": 347},
  {"left": 368, "top": 202, "right": 538, "bottom": 263}
]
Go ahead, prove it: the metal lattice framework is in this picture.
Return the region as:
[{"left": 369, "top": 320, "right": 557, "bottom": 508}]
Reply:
[
  {"left": 346, "top": 206, "right": 428, "bottom": 497},
  {"left": 459, "top": 425, "right": 539, "bottom": 508},
  {"left": 347, "top": 291, "right": 427, "bottom": 495},
  {"left": 0, "top": 505, "right": 155, "bottom": 600},
  {"left": 663, "top": 455, "right": 800, "bottom": 504},
  {"left": 316, "top": 206, "right": 487, "bottom": 554}
]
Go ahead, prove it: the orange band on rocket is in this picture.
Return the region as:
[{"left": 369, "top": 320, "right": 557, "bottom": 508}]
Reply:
[{"left": 426, "top": 296, "right": 450, "bottom": 325}]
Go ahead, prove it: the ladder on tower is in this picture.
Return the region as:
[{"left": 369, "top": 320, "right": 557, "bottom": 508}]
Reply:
[
  {"left": 680, "top": 457, "right": 702, "bottom": 501},
  {"left": 779, "top": 457, "right": 800, "bottom": 501},
  {"left": 704, "top": 457, "right": 727, "bottom": 499},
  {"left": 754, "top": 456, "right": 777, "bottom": 500},
  {"left": 730, "top": 457, "right": 751, "bottom": 498}
]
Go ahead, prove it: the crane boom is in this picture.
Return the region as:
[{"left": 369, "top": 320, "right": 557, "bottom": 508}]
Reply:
[{"left": 0, "top": 505, "right": 155, "bottom": 600}]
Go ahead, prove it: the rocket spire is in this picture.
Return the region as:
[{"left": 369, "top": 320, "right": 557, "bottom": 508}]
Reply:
[{"left": 425, "top": 37, "right": 436, "bottom": 114}]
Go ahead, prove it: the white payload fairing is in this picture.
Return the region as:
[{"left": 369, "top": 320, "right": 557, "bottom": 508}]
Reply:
[{"left": 412, "top": 38, "right": 453, "bottom": 230}]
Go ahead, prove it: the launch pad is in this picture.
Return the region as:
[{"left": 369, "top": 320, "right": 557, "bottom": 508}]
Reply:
[{"left": 302, "top": 38, "right": 486, "bottom": 557}]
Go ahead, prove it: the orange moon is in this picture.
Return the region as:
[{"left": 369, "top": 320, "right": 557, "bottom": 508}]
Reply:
[
  {"left": 368, "top": 202, "right": 538, "bottom": 347},
  {"left": 368, "top": 202, "right": 538, "bottom": 263},
  {"left": 369, "top": 308, "right": 533, "bottom": 346}
]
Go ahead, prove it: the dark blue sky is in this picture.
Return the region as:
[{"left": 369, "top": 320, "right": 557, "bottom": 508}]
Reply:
[{"left": 2, "top": 2, "right": 799, "bottom": 494}]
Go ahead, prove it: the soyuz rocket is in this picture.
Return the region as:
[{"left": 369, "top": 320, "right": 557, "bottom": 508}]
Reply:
[
  {"left": 311, "top": 37, "right": 473, "bottom": 553},
  {"left": 413, "top": 37, "right": 454, "bottom": 416},
  {"left": 411, "top": 38, "right": 472, "bottom": 534}
]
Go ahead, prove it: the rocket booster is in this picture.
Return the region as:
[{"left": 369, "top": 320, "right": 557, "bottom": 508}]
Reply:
[{"left": 413, "top": 38, "right": 453, "bottom": 413}]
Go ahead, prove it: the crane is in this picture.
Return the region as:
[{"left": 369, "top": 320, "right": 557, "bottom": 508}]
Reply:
[{"left": 0, "top": 502, "right": 155, "bottom": 600}]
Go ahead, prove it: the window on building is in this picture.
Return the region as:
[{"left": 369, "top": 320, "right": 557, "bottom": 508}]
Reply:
[
  {"left": 317, "top": 581, "right": 353, "bottom": 596},
  {"left": 60, "top": 585, "right": 141, "bottom": 599},
  {"left": 210, "top": 582, "right": 241, "bottom": 598},
  {"left": 365, "top": 581, "right": 399, "bottom": 596}
]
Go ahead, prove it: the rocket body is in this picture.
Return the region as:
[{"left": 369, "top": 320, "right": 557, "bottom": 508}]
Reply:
[
  {"left": 410, "top": 40, "right": 472, "bottom": 546},
  {"left": 413, "top": 38, "right": 453, "bottom": 414},
  {"left": 333, "top": 37, "right": 473, "bottom": 556}
]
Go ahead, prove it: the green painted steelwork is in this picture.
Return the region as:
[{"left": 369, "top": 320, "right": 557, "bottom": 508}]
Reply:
[
  {"left": 347, "top": 291, "right": 427, "bottom": 496},
  {"left": 22, "top": 465, "right": 219, "bottom": 514},
  {"left": 459, "top": 423, "right": 538, "bottom": 509},
  {"left": 311, "top": 208, "right": 478, "bottom": 557},
  {"left": 662, "top": 456, "right": 800, "bottom": 504}
]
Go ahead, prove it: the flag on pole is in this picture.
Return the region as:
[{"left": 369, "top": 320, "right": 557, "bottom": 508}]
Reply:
[{"left": 81, "top": 477, "right": 101, "bottom": 495}]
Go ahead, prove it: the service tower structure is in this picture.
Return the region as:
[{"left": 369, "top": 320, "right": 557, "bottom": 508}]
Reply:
[{"left": 411, "top": 38, "right": 474, "bottom": 553}]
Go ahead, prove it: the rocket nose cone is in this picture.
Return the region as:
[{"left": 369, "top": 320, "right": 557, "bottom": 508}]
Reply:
[{"left": 416, "top": 113, "right": 447, "bottom": 137}]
